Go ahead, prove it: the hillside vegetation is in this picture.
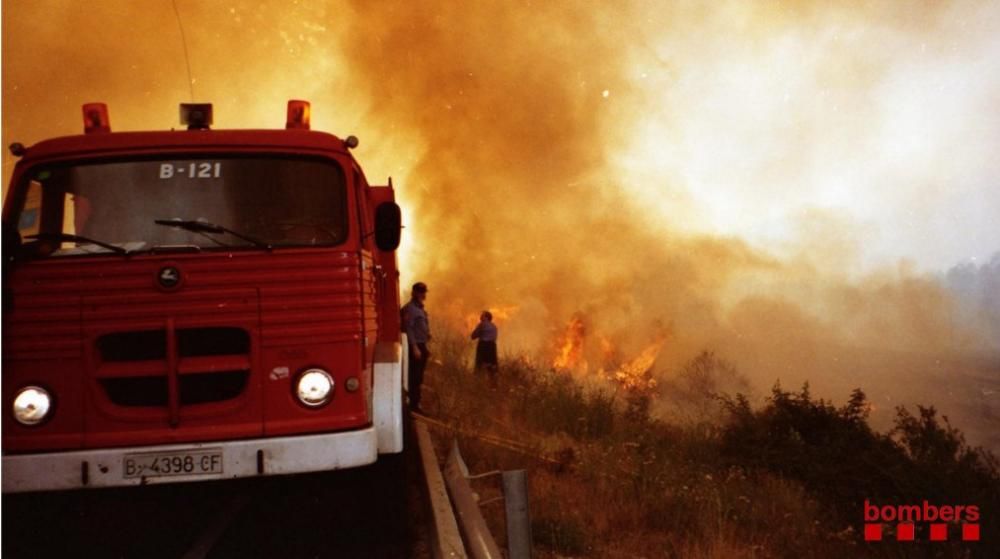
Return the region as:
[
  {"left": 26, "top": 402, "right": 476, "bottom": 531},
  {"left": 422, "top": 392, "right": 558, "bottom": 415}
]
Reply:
[{"left": 420, "top": 332, "right": 999, "bottom": 558}]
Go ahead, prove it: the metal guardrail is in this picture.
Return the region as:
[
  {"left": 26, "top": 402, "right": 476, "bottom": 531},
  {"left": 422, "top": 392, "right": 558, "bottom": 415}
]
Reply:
[
  {"left": 416, "top": 416, "right": 533, "bottom": 559},
  {"left": 415, "top": 421, "right": 468, "bottom": 559},
  {"left": 444, "top": 443, "right": 505, "bottom": 559}
]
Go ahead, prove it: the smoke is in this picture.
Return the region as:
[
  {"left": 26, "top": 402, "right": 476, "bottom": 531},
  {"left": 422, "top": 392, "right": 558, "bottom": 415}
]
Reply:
[
  {"left": 332, "top": 0, "right": 1000, "bottom": 443},
  {"left": 945, "top": 253, "right": 1000, "bottom": 352},
  {"left": 3, "top": 1, "right": 998, "bottom": 444}
]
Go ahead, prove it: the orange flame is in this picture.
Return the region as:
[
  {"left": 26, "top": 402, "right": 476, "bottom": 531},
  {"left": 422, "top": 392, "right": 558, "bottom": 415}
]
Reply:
[
  {"left": 608, "top": 338, "right": 664, "bottom": 391},
  {"left": 551, "top": 316, "right": 664, "bottom": 391},
  {"left": 552, "top": 316, "right": 586, "bottom": 370}
]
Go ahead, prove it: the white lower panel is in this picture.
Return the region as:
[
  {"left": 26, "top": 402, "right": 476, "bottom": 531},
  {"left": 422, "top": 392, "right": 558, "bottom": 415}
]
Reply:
[
  {"left": 2, "top": 426, "right": 378, "bottom": 493},
  {"left": 374, "top": 356, "right": 404, "bottom": 454}
]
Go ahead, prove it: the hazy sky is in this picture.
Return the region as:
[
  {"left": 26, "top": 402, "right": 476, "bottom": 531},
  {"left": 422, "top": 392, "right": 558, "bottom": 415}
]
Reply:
[
  {"left": 3, "top": 1, "right": 998, "bottom": 274},
  {"left": 612, "top": 1, "right": 1000, "bottom": 272}
]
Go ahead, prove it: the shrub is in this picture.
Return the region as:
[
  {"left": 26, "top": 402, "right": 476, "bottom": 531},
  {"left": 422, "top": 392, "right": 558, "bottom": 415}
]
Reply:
[
  {"left": 424, "top": 332, "right": 999, "bottom": 557},
  {"left": 532, "top": 514, "right": 589, "bottom": 556},
  {"left": 661, "top": 351, "right": 750, "bottom": 426},
  {"left": 514, "top": 370, "right": 616, "bottom": 440},
  {"left": 720, "top": 383, "right": 1000, "bottom": 530}
]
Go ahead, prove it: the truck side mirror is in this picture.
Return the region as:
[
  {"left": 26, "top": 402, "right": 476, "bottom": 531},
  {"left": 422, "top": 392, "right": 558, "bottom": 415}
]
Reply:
[{"left": 374, "top": 202, "right": 402, "bottom": 251}]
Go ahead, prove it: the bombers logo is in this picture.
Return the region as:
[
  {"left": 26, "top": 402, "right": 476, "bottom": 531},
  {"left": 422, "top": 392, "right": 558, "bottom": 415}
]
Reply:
[{"left": 864, "top": 500, "right": 981, "bottom": 542}]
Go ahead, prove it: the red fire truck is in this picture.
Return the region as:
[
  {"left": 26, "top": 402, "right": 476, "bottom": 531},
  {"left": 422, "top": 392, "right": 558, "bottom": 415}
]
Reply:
[{"left": 1, "top": 101, "right": 407, "bottom": 492}]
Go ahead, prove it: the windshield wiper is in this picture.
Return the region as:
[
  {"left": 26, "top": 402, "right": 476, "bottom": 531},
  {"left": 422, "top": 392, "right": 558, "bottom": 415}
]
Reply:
[
  {"left": 26, "top": 232, "right": 130, "bottom": 255},
  {"left": 154, "top": 218, "right": 272, "bottom": 250}
]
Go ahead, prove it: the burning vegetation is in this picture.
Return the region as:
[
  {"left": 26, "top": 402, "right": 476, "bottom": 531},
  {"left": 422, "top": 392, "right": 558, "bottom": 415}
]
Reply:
[
  {"left": 4, "top": 0, "right": 997, "bottom": 447},
  {"left": 550, "top": 314, "right": 664, "bottom": 393},
  {"left": 3, "top": 0, "right": 1000, "bottom": 555},
  {"left": 423, "top": 333, "right": 999, "bottom": 558},
  {"left": 552, "top": 315, "right": 587, "bottom": 371}
]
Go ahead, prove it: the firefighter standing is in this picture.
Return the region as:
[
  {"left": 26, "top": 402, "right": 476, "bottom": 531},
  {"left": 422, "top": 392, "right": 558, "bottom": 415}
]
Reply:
[
  {"left": 402, "top": 282, "right": 431, "bottom": 412},
  {"left": 470, "top": 310, "right": 498, "bottom": 373}
]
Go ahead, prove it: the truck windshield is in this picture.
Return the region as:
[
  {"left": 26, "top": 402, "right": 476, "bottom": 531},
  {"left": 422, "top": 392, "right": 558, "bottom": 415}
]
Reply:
[{"left": 13, "top": 156, "right": 348, "bottom": 256}]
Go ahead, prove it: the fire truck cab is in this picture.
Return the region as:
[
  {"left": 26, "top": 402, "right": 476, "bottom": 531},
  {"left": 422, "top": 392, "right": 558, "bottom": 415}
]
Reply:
[{"left": 1, "top": 101, "right": 407, "bottom": 492}]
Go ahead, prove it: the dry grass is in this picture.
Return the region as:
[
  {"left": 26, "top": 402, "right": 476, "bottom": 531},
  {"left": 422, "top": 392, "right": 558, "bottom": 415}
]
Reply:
[{"left": 418, "top": 331, "right": 996, "bottom": 558}]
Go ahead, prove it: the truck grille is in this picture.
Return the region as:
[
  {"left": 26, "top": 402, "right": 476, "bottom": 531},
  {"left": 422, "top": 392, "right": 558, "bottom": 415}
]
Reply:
[
  {"left": 99, "top": 371, "right": 249, "bottom": 407},
  {"left": 97, "top": 327, "right": 250, "bottom": 361},
  {"left": 95, "top": 327, "right": 251, "bottom": 407}
]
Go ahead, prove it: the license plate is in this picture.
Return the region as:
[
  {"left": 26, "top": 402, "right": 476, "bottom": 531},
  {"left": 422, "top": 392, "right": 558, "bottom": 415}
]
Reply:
[{"left": 123, "top": 448, "right": 223, "bottom": 479}]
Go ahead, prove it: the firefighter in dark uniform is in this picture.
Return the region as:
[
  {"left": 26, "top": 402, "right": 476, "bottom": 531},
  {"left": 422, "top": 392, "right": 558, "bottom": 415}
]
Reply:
[
  {"left": 401, "top": 282, "right": 431, "bottom": 412},
  {"left": 470, "top": 310, "right": 498, "bottom": 373}
]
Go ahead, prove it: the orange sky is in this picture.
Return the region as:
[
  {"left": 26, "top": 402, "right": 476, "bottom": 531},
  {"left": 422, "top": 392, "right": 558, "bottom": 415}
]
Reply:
[
  {"left": 4, "top": 1, "right": 998, "bottom": 274},
  {"left": 3, "top": 0, "right": 998, "bottom": 442}
]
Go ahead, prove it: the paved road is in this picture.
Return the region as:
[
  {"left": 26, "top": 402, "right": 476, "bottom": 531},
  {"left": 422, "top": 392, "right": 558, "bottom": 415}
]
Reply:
[{"left": 3, "top": 424, "right": 428, "bottom": 559}]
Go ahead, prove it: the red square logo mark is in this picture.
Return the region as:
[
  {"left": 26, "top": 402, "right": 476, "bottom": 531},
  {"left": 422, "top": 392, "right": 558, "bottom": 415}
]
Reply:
[
  {"left": 930, "top": 523, "right": 948, "bottom": 541},
  {"left": 864, "top": 524, "right": 882, "bottom": 541},
  {"left": 896, "top": 523, "right": 915, "bottom": 542},
  {"left": 962, "top": 524, "right": 980, "bottom": 542}
]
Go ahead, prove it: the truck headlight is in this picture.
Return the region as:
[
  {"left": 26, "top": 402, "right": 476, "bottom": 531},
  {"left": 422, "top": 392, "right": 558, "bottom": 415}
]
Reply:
[
  {"left": 13, "top": 386, "right": 52, "bottom": 426},
  {"left": 296, "top": 369, "right": 334, "bottom": 407}
]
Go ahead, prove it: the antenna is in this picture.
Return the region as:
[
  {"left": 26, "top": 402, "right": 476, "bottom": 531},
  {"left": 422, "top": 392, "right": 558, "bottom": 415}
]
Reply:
[{"left": 171, "top": 0, "right": 195, "bottom": 102}]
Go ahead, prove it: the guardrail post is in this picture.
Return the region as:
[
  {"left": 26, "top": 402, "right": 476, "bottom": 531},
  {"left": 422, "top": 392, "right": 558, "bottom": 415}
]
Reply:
[{"left": 502, "top": 470, "right": 532, "bottom": 559}]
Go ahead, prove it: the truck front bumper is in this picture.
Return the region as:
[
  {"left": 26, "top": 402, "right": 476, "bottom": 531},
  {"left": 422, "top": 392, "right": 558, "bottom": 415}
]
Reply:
[{"left": 2, "top": 426, "right": 378, "bottom": 493}]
